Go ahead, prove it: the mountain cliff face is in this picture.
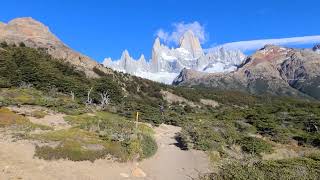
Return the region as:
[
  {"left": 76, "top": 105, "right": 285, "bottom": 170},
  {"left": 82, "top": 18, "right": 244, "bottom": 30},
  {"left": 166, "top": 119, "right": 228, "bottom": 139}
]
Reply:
[
  {"left": 174, "top": 45, "right": 320, "bottom": 100},
  {"left": 313, "top": 44, "right": 320, "bottom": 54},
  {"left": 103, "top": 30, "right": 245, "bottom": 84},
  {"left": 0, "top": 17, "right": 112, "bottom": 78},
  {"left": 179, "top": 30, "right": 204, "bottom": 58}
]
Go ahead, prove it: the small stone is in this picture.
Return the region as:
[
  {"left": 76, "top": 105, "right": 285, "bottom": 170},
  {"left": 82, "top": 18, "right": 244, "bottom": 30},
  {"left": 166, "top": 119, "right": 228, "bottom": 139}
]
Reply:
[
  {"left": 10, "top": 177, "right": 23, "bottom": 180},
  {"left": 132, "top": 167, "right": 146, "bottom": 177},
  {"left": 38, "top": 165, "right": 44, "bottom": 170},
  {"left": 120, "top": 173, "right": 129, "bottom": 178},
  {"left": 3, "top": 165, "right": 10, "bottom": 173}
]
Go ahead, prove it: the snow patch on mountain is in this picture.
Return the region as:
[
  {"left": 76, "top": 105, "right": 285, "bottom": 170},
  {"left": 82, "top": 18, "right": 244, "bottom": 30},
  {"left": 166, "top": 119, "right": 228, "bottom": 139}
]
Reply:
[
  {"left": 134, "top": 71, "right": 179, "bottom": 84},
  {"left": 161, "top": 52, "right": 177, "bottom": 61}
]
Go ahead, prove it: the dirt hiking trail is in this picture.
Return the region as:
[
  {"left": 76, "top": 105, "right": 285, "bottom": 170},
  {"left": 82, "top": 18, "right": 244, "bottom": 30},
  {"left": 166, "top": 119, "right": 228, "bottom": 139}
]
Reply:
[{"left": 0, "top": 123, "right": 209, "bottom": 180}]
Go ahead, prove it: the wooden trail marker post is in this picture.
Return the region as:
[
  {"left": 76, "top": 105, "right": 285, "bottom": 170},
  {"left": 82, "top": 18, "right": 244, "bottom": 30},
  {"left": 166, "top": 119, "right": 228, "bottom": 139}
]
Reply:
[{"left": 135, "top": 112, "right": 139, "bottom": 132}]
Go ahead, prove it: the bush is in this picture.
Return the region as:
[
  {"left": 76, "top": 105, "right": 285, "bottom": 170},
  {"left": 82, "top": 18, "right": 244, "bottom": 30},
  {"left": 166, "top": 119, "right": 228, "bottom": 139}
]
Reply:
[
  {"left": 45, "top": 112, "right": 158, "bottom": 161},
  {"left": 31, "top": 110, "right": 47, "bottom": 119},
  {"left": 32, "top": 128, "right": 126, "bottom": 161},
  {"left": 19, "top": 42, "right": 26, "bottom": 47},
  {"left": 35, "top": 141, "right": 111, "bottom": 162},
  {"left": 237, "top": 136, "right": 273, "bottom": 155},
  {"left": 0, "top": 88, "right": 87, "bottom": 115},
  {"left": 140, "top": 134, "right": 158, "bottom": 159},
  {"left": 204, "top": 156, "right": 320, "bottom": 180}
]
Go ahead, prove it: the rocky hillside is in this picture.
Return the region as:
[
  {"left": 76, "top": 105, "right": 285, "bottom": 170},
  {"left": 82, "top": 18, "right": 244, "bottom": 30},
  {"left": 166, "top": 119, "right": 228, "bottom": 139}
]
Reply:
[
  {"left": 314, "top": 44, "right": 320, "bottom": 54},
  {"left": 0, "top": 17, "right": 112, "bottom": 78},
  {"left": 174, "top": 45, "right": 320, "bottom": 100}
]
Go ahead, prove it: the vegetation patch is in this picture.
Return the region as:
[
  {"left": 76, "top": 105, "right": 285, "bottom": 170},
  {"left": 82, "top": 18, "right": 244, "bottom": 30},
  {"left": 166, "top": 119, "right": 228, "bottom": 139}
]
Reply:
[
  {"left": 0, "top": 107, "right": 30, "bottom": 127},
  {"left": 201, "top": 155, "right": 320, "bottom": 180},
  {"left": 0, "top": 107, "right": 51, "bottom": 131},
  {"left": 31, "top": 110, "right": 47, "bottom": 119},
  {"left": 0, "top": 88, "right": 87, "bottom": 115},
  {"left": 32, "top": 112, "right": 157, "bottom": 162},
  {"left": 237, "top": 136, "right": 273, "bottom": 155},
  {"left": 33, "top": 128, "right": 122, "bottom": 162},
  {"left": 140, "top": 133, "right": 157, "bottom": 158}
]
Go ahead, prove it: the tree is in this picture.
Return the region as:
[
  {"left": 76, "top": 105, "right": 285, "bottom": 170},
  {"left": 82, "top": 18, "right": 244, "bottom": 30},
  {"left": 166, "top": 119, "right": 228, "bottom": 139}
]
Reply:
[
  {"left": 0, "top": 41, "right": 8, "bottom": 47},
  {"left": 70, "top": 91, "right": 75, "bottom": 101},
  {"left": 85, "top": 87, "right": 93, "bottom": 106},
  {"left": 94, "top": 77, "right": 122, "bottom": 104},
  {"left": 100, "top": 91, "right": 110, "bottom": 109},
  {"left": 19, "top": 42, "right": 26, "bottom": 47}
]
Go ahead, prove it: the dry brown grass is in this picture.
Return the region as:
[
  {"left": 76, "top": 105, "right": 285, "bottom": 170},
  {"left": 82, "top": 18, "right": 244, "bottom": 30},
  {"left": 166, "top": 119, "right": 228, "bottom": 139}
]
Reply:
[{"left": 0, "top": 108, "right": 29, "bottom": 127}]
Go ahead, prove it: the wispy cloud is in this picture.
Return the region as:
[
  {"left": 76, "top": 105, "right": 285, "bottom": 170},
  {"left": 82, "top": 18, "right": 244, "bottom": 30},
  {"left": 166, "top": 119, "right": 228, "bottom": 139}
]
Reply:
[
  {"left": 218, "top": 35, "right": 320, "bottom": 51},
  {"left": 156, "top": 21, "right": 208, "bottom": 45}
]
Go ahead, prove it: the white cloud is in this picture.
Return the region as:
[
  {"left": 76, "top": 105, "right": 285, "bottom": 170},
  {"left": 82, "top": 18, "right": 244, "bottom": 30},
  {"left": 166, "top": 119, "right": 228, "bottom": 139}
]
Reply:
[
  {"left": 218, "top": 35, "right": 320, "bottom": 51},
  {"left": 156, "top": 29, "right": 169, "bottom": 42},
  {"left": 156, "top": 21, "right": 207, "bottom": 45}
]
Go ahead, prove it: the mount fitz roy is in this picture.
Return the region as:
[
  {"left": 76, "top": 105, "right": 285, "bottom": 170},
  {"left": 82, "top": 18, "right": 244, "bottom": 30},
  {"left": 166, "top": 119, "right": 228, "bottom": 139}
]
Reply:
[{"left": 103, "top": 30, "right": 246, "bottom": 84}]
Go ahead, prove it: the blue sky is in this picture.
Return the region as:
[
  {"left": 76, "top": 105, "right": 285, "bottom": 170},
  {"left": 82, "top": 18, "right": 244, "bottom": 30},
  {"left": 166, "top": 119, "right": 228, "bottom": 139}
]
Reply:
[{"left": 1, "top": 0, "right": 319, "bottom": 62}]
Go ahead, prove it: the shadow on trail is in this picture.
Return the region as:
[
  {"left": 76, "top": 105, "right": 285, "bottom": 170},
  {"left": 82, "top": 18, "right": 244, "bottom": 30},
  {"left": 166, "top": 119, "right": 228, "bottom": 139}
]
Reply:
[{"left": 172, "top": 133, "right": 189, "bottom": 150}]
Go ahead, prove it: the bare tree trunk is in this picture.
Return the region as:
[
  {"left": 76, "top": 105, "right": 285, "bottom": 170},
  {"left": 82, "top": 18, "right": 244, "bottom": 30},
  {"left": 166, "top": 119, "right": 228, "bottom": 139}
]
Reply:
[
  {"left": 70, "top": 91, "right": 75, "bottom": 101},
  {"left": 100, "top": 91, "right": 110, "bottom": 109},
  {"left": 86, "top": 87, "right": 93, "bottom": 106}
]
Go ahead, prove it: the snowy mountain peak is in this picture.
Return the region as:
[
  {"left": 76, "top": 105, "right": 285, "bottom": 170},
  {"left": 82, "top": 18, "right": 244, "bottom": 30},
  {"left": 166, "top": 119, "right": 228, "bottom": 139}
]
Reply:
[
  {"left": 102, "top": 57, "right": 112, "bottom": 66},
  {"left": 121, "top": 49, "right": 130, "bottom": 59},
  {"left": 153, "top": 37, "right": 161, "bottom": 50},
  {"left": 138, "top": 54, "right": 146, "bottom": 61},
  {"left": 179, "top": 30, "right": 203, "bottom": 58},
  {"left": 138, "top": 54, "right": 147, "bottom": 65}
]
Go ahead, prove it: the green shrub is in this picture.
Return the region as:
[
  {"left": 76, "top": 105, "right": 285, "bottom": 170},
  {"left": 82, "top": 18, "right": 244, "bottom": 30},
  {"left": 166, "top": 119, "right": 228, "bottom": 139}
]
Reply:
[
  {"left": 140, "top": 134, "right": 157, "bottom": 159},
  {"left": 39, "top": 112, "right": 158, "bottom": 162},
  {"left": 31, "top": 128, "right": 126, "bottom": 161},
  {"left": 35, "top": 141, "right": 111, "bottom": 162},
  {"left": 238, "top": 136, "right": 273, "bottom": 155},
  {"left": 204, "top": 156, "right": 320, "bottom": 180},
  {"left": 31, "top": 110, "right": 47, "bottom": 119}
]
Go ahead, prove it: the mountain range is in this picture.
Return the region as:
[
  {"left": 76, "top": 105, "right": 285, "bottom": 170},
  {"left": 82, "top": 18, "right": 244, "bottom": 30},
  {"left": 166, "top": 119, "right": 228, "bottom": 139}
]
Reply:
[
  {"left": 103, "top": 30, "right": 245, "bottom": 84},
  {"left": 1, "top": 17, "right": 319, "bottom": 100}
]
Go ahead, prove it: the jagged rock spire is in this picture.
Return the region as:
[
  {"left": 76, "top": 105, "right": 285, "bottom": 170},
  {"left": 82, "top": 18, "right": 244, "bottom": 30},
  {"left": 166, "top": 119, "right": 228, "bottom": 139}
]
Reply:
[
  {"left": 138, "top": 54, "right": 146, "bottom": 62},
  {"left": 151, "top": 37, "right": 162, "bottom": 72},
  {"left": 120, "top": 49, "right": 132, "bottom": 72},
  {"left": 153, "top": 37, "right": 161, "bottom": 50},
  {"left": 179, "top": 30, "right": 203, "bottom": 58},
  {"left": 121, "top": 49, "right": 131, "bottom": 60}
]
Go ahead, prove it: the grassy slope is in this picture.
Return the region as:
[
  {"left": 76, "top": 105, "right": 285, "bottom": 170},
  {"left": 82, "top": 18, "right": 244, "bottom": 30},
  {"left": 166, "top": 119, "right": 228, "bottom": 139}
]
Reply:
[{"left": 0, "top": 44, "right": 320, "bottom": 178}]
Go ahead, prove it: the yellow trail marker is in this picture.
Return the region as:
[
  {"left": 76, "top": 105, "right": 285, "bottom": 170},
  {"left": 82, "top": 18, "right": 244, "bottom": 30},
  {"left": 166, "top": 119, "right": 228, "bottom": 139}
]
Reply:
[{"left": 135, "top": 112, "right": 139, "bottom": 130}]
